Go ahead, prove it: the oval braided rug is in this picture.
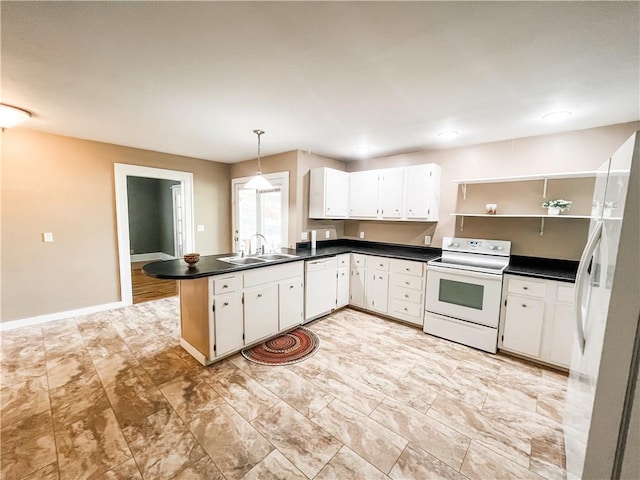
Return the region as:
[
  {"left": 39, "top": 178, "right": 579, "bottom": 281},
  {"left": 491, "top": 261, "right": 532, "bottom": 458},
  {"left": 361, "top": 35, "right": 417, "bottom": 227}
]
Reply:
[{"left": 241, "top": 327, "right": 320, "bottom": 366}]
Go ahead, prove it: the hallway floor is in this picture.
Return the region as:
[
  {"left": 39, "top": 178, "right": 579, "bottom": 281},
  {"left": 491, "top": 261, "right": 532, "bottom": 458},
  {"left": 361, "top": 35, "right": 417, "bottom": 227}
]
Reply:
[{"left": 1, "top": 298, "right": 567, "bottom": 479}]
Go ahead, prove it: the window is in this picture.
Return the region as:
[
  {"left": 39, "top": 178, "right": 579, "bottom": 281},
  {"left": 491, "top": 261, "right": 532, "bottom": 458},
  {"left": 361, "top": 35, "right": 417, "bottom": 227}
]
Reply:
[{"left": 232, "top": 172, "right": 289, "bottom": 254}]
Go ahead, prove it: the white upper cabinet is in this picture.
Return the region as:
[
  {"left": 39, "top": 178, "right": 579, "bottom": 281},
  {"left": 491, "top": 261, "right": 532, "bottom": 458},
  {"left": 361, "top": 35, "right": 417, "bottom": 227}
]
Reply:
[
  {"left": 378, "top": 168, "right": 405, "bottom": 219},
  {"left": 308, "top": 163, "right": 441, "bottom": 222},
  {"left": 309, "top": 167, "right": 349, "bottom": 218},
  {"left": 404, "top": 164, "right": 441, "bottom": 221},
  {"left": 349, "top": 170, "right": 380, "bottom": 218}
]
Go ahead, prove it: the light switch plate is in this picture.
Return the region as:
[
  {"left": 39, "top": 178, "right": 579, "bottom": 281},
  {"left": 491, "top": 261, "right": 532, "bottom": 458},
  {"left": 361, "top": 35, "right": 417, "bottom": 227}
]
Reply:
[
  {"left": 301, "top": 232, "right": 308, "bottom": 241},
  {"left": 359, "top": 232, "right": 365, "bottom": 239},
  {"left": 325, "top": 231, "right": 330, "bottom": 239},
  {"left": 43, "top": 232, "right": 54, "bottom": 242},
  {"left": 424, "top": 235, "right": 431, "bottom": 245},
  {"left": 197, "top": 225, "right": 205, "bottom": 232}
]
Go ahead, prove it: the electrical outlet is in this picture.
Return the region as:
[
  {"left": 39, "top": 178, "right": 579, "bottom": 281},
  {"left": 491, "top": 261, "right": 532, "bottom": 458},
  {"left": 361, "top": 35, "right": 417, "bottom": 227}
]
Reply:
[
  {"left": 43, "top": 232, "right": 54, "bottom": 242},
  {"left": 325, "top": 230, "right": 330, "bottom": 239},
  {"left": 359, "top": 232, "right": 365, "bottom": 239},
  {"left": 301, "top": 232, "right": 308, "bottom": 241},
  {"left": 197, "top": 225, "right": 205, "bottom": 232},
  {"left": 424, "top": 235, "right": 431, "bottom": 245}
]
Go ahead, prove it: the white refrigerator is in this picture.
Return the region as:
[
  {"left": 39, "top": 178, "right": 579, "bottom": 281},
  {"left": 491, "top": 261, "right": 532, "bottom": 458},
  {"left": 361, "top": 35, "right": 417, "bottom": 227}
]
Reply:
[{"left": 564, "top": 132, "right": 640, "bottom": 480}]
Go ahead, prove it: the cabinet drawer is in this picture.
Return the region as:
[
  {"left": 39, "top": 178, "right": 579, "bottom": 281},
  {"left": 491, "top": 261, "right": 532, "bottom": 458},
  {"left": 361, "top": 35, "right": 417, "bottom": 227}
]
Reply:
[
  {"left": 336, "top": 254, "right": 350, "bottom": 268},
  {"left": 557, "top": 285, "right": 575, "bottom": 303},
  {"left": 390, "top": 285, "right": 422, "bottom": 304},
  {"left": 508, "top": 278, "right": 546, "bottom": 298},
  {"left": 213, "top": 275, "right": 240, "bottom": 295},
  {"left": 391, "top": 273, "right": 423, "bottom": 291},
  {"left": 390, "top": 259, "right": 423, "bottom": 277},
  {"left": 351, "top": 254, "right": 367, "bottom": 268},
  {"left": 367, "top": 256, "right": 390, "bottom": 271},
  {"left": 389, "top": 299, "right": 422, "bottom": 318}
]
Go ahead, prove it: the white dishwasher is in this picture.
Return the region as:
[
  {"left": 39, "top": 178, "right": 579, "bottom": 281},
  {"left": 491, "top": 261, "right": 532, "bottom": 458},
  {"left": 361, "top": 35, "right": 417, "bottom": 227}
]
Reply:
[{"left": 304, "top": 257, "right": 337, "bottom": 322}]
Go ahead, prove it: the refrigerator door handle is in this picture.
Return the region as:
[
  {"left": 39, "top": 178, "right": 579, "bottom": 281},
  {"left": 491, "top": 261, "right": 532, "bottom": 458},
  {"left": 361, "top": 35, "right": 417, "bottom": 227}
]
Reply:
[{"left": 575, "top": 220, "right": 603, "bottom": 353}]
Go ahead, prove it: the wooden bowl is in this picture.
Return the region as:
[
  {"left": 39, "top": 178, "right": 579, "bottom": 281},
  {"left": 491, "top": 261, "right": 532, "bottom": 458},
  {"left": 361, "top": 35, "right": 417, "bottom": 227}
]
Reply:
[{"left": 183, "top": 253, "right": 200, "bottom": 268}]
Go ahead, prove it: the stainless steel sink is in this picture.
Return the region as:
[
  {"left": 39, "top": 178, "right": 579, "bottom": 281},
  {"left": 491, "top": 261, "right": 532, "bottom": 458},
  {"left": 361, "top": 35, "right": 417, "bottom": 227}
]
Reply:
[
  {"left": 257, "top": 253, "right": 299, "bottom": 261},
  {"left": 218, "top": 253, "right": 298, "bottom": 265},
  {"left": 218, "top": 256, "right": 268, "bottom": 265}
]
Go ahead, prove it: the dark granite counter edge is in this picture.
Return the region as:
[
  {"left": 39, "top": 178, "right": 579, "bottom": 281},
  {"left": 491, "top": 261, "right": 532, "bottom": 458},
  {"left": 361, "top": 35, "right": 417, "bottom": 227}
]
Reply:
[
  {"left": 143, "top": 238, "right": 578, "bottom": 283},
  {"left": 506, "top": 255, "right": 578, "bottom": 283}
]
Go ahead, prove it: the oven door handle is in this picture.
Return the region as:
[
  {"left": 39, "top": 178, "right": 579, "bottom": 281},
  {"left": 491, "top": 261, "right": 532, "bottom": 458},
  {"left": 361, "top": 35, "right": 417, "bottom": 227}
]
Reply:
[{"left": 427, "top": 264, "right": 502, "bottom": 281}]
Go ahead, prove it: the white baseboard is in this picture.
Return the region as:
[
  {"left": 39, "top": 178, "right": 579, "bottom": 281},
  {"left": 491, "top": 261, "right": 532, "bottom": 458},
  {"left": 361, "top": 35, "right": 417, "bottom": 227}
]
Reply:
[
  {"left": 0, "top": 301, "right": 125, "bottom": 332},
  {"left": 131, "top": 252, "right": 175, "bottom": 263}
]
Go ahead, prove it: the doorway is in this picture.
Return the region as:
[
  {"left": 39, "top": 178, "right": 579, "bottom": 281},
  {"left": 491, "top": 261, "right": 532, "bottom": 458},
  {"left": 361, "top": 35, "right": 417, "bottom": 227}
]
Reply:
[
  {"left": 114, "top": 164, "right": 195, "bottom": 306},
  {"left": 232, "top": 172, "right": 289, "bottom": 254}
]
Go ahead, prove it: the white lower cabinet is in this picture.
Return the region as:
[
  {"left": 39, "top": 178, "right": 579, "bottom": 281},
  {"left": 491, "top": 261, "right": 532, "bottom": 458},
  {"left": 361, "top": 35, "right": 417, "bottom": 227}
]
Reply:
[
  {"left": 212, "top": 291, "right": 244, "bottom": 357},
  {"left": 278, "top": 277, "right": 304, "bottom": 331},
  {"left": 348, "top": 254, "right": 426, "bottom": 326},
  {"left": 499, "top": 274, "right": 576, "bottom": 368},
  {"left": 502, "top": 295, "right": 545, "bottom": 357},
  {"left": 244, "top": 283, "right": 279, "bottom": 344},
  {"left": 337, "top": 267, "right": 350, "bottom": 308},
  {"left": 366, "top": 256, "right": 389, "bottom": 314},
  {"left": 350, "top": 265, "right": 366, "bottom": 308}
]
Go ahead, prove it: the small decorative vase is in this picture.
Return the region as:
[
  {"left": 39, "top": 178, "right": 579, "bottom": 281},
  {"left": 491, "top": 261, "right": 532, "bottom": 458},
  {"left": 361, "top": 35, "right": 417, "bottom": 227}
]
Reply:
[{"left": 547, "top": 207, "right": 561, "bottom": 215}]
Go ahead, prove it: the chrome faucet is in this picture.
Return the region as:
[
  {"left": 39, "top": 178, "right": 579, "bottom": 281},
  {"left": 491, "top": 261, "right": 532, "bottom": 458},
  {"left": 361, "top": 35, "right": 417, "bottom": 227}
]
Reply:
[{"left": 249, "top": 233, "right": 268, "bottom": 255}]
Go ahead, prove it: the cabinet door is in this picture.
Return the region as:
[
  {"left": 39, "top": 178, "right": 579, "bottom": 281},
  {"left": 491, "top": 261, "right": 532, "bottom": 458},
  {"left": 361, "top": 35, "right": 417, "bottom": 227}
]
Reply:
[
  {"left": 405, "top": 164, "right": 436, "bottom": 220},
  {"left": 366, "top": 271, "right": 389, "bottom": 314},
  {"left": 213, "top": 292, "right": 244, "bottom": 357},
  {"left": 336, "top": 267, "right": 349, "bottom": 308},
  {"left": 548, "top": 303, "right": 576, "bottom": 367},
  {"left": 502, "top": 294, "right": 545, "bottom": 357},
  {"left": 350, "top": 267, "right": 366, "bottom": 308},
  {"left": 244, "top": 284, "right": 279, "bottom": 344},
  {"left": 349, "top": 170, "right": 379, "bottom": 218},
  {"left": 279, "top": 277, "right": 304, "bottom": 331},
  {"left": 378, "top": 168, "right": 404, "bottom": 219},
  {"left": 324, "top": 168, "right": 350, "bottom": 217}
]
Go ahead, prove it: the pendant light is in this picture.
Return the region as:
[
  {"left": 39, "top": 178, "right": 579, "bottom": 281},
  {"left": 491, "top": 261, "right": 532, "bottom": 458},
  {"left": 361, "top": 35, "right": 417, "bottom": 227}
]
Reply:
[{"left": 245, "top": 129, "right": 274, "bottom": 191}]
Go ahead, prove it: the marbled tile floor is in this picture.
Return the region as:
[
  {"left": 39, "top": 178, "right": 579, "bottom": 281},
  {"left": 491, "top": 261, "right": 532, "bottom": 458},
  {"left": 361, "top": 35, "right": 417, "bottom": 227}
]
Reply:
[{"left": 1, "top": 297, "right": 568, "bottom": 480}]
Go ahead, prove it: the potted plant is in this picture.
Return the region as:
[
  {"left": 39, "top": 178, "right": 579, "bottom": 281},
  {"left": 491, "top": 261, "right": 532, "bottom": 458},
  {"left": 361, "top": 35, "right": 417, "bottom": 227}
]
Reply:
[{"left": 542, "top": 199, "right": 572, "bottom": 215}]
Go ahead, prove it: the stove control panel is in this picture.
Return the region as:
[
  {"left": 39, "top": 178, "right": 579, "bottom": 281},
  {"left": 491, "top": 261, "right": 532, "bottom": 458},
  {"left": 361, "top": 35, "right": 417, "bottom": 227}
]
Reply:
[{"left": 442, "top": 237, "right": 511, "bottom": 256}]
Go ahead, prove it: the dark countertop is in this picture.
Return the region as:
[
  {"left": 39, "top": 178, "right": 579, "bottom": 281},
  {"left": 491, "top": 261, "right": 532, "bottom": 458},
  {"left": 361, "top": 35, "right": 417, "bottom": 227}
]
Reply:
[
  {"left": 142, "top": 239, "right": 440, "bottom": 280},
  {"left": 505, "top": 255, "right": 578, "bottom": 283},
  {"left": 142, "top": 238, "right": 578, "bottom": 283}
]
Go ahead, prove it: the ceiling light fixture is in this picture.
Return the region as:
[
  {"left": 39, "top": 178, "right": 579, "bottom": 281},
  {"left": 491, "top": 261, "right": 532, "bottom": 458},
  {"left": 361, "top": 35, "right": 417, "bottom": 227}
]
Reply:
[
  {"left": 244, "top": 129, "right": 274, "bottom": 191},
  {"left": 355, "top": 145, "right": 371, "bottom": 155},
  {"left": 0, "top": 103, "right": 32, "bottom": 131},
  {"left": 542, "top": 110, "right": 573, "bottom": 122},
  {"left": 438, "top": 130, "right": 459, "bottom": 140}
]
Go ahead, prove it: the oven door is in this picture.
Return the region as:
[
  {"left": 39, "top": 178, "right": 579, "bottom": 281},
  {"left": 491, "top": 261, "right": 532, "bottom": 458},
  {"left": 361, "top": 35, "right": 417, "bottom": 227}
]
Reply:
[{"left": 426, "top": 264, "right": 503, "bottom": 328}]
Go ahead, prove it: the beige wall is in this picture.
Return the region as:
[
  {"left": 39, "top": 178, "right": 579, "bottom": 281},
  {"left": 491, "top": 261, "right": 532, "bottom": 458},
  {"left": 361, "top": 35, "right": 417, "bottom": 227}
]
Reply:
[
  {"left": 229, "top": 150, "right": 298, "bottom": 248},
  {"left": 345, "top": 122, "right": 640, "bottom": 259},
  {"left": 1, "top": 129, "right": 231, "bottom": 322}
]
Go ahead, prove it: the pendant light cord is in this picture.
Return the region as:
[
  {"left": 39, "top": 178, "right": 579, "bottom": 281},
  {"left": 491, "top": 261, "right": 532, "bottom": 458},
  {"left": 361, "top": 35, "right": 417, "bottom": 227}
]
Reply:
[{"left": 253, "top": 129, "right": 265, "bottom": 173}]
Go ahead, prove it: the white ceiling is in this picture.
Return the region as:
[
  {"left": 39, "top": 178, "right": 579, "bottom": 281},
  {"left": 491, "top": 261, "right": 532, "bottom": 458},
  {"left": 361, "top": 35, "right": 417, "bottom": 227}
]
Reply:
[{"left": 2, "top": 2, "right": 639, "bottom": 163}]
